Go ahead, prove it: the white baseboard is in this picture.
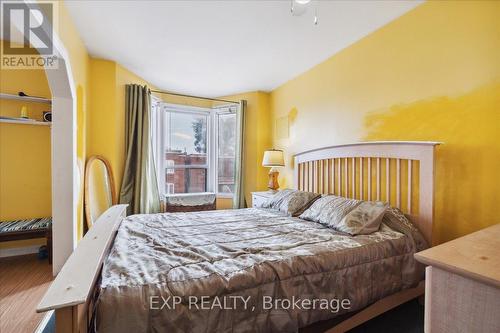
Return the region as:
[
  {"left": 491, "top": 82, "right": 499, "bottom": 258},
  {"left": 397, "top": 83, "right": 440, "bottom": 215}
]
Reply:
[{"left": 0, "top": 245, "right": 40, "bottom": 258}]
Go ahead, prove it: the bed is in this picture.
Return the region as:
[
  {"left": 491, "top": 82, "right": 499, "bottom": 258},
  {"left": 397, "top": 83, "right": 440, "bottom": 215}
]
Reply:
[{"left": 37, "top": 141, "right": 440, "bottom": 333}]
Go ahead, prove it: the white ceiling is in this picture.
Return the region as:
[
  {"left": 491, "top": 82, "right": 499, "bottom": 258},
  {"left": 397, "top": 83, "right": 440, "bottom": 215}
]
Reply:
[{"left": 66, "top": 0, "right": 421, "bottom": 97}]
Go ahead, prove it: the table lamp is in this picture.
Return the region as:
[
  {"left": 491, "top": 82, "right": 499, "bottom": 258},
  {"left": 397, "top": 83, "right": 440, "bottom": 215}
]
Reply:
[{"left": 262, "top": 149, "right": 285, "bottom": 191}]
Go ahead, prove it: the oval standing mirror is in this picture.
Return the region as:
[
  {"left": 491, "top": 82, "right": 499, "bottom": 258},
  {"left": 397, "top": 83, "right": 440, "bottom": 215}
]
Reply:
[{"left": 84, "top": 156, "right": 116, "bottom": 229}]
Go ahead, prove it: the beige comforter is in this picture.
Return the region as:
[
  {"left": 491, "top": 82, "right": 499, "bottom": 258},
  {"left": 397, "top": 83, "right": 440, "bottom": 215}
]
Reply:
[{"left": 97, "top": 208, "right": 426, "bottom": 332}]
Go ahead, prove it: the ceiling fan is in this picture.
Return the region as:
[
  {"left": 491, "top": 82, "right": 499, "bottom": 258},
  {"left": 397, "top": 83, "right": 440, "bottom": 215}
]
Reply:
[{"left": 290, "top": 0, "right": 319, "bottom": 25}]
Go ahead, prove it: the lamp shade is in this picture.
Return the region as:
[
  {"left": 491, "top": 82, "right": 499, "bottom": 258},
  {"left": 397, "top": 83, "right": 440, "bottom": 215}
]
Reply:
[{"left": 262, "top": 149, "right": 285, "bottom": 167}]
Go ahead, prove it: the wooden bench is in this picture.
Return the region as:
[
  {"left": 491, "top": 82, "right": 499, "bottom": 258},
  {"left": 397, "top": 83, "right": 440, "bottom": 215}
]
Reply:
[{"left": 0, "top": 217, "right": 52, "bottom": 264}]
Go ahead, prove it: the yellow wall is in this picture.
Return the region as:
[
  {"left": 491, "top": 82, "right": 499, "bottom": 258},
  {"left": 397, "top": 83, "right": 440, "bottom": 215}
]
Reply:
[
  {"left": 270, "top": 1, "right": 500, "bottom": 244},
  {"left": 88, "top": 60, "right": 211, "bottom": 198},
  {"left": 1, "top": 0, "right": 91, "bottom": 249},
  {"left": 87, "top": 60, "right": 119, "bottom": 193},
  {"left": 6, "top": 0, "right": 497, "bottom": 254},
  {"left": 1, "top": 1, "right": 271, "bottom": 257},
  {"left": 0, "top": 64, "right": 52, "bottom": 251},
  {"left": 216, "top": 198, "right": 233, "bottom": 210},
  {"left": 89, "top": 70, "right": 273, "bottom": 209},
  {"left": 53, "top": 1, "right": 90, "bottom": 240}
]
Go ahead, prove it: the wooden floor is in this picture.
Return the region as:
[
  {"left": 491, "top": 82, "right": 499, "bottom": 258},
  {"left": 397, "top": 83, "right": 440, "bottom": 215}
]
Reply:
[{"left": 0, "top": 255, "right": 53, "bottom": 333}]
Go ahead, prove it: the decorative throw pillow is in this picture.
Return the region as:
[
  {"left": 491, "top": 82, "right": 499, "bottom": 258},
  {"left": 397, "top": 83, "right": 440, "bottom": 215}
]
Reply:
[
  {"left": 299, "top": 195, "right": 358, "bottom": 223},
  {"left": 336, "top": 201, "right": 389, "bottom": 235},
  {"left": 299, "top": 195, "right": 388, "bottom": 235},
  {"left": 382, "top": 207, "right": 429, "bottom": 252},
  {"left": 262, "top": 189, "right": 320, "bottom": 216}
]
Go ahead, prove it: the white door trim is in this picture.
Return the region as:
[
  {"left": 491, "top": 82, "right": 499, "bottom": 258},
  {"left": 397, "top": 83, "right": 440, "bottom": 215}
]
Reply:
[{"left": 10, "top": 1, "right": 77, "bottom": 275}]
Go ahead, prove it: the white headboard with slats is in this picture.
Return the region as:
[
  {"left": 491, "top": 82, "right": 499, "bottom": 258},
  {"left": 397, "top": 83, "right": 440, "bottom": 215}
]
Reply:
[{"left": 294, "top": 141, "right": 440, "bottom": 245}]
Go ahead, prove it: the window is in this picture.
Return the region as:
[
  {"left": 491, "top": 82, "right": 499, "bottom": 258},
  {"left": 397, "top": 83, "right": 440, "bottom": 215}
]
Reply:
[
  {"left": 153, "top": 102, "right": 237, "bottom": 197},
  {"left": 164, "top": 109, "right": 209, "bottom": 194},
  {"left": 216, "top": 111, "right": 236, "bottom": 195}
]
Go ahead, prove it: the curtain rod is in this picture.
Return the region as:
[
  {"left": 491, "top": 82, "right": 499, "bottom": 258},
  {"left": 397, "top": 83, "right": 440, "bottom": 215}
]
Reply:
[{"left": 150, "top": 90, "right": 239, "bottom": 104}]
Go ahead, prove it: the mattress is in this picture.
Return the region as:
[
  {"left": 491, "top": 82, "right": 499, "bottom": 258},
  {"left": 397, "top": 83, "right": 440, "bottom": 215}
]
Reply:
[{"left": 96, "top": 208, "right": 425, "bottom": 332}]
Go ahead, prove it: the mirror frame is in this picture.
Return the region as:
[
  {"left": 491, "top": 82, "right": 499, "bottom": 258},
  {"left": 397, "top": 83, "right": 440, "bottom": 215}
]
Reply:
[{"left": 84, "top": 155, "right": 116, "bottom": 230}]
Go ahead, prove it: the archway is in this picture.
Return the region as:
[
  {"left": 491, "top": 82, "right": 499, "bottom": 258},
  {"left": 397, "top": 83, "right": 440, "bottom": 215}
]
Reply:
[{"left": 9, "top": 2, "right": 77, "bottom": 275}]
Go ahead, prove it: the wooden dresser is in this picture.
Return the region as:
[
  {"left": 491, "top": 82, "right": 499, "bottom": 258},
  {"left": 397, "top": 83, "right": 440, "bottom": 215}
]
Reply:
[{"left": 415, "top": 224, "right": 500, "bottom": 333}]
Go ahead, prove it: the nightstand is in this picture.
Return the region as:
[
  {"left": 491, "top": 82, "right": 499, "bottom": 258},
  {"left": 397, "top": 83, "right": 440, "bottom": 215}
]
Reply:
[
  {"left": 251, "top": 191, "right": 275, "bottom": 208},
  {"left": 415, "top": 224, "right": 500, "bottom": 332}
]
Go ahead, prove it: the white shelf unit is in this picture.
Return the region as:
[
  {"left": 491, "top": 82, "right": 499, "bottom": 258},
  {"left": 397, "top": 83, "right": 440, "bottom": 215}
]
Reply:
[
  {"left": 0, "top": 93, "right": 52, "bottom": 104},
  {"left": 0, "top": 118, "right": 51, "bottom": 126}
]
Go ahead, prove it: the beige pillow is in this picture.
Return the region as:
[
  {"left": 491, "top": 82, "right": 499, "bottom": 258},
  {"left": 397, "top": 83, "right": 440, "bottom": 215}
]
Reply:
[
  {"left": 382, "top": 207, "right": 429, "bottom": 251},
  {"left": 336, "top": 201, "right": 388, "bottom": 235},
  {"left": 299, "top": 195, "right": 388, "bottom": 235},
  {"left": 262, "top": 189, "right": 320, "bottom": 216},
  {"left": 299, "top": 195, "right": 358, "bottom": 223}
]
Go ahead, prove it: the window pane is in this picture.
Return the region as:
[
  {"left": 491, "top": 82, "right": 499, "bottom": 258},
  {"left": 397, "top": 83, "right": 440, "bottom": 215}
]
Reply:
[
  {"left": 166, "top": 111, "right": 207, "bottom": 166},
  {"left": 217, "top": 113, "right": 236, "bottom": 194},
  {"left": 163, "top": 110, "right": 208, "bottom": 195},
  {"left": 165, "top": 168, "right": 207, "bottom": 194}
]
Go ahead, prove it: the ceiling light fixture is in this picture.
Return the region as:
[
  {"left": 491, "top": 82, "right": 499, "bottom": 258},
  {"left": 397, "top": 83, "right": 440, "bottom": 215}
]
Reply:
[{"left": 290, "top": 0, "right": 318, "bottom": 25}]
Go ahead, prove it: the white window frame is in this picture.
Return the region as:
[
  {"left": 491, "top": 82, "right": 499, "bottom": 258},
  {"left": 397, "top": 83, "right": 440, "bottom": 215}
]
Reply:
[
  {"left": 151, "top": 96, "right": 164, "bottom": 195},
  {"left": 161, "top": 103, "right": 213, "bottom": 195},
  {"left": 153, "top": 102, "right": 237, "bottom": 199},
  {"left": 214, "top": 105, "right": 237, "bottom": 199}
]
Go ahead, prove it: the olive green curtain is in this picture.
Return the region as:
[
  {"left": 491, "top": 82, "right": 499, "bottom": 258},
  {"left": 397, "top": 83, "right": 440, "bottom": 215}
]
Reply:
[
  {"left": 233, "top": 100, "right": 247, "bottom": 209},
  {"left": 119, "top": 84, "right": 161, "bottom": 214}
]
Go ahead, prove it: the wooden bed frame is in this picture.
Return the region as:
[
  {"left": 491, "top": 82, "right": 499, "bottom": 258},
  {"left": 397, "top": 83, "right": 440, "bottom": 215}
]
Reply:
[{"left": 37, "top": 141, "right": 439, "bottom": 333}]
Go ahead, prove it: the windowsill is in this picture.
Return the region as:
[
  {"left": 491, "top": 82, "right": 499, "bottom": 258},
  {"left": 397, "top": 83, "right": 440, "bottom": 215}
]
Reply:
[
  {"left": 163, "top": 192, "right": 233, "bottom": 199},
  {"left": 165, "top": 192, "right": 213, "bottom": 197}
]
